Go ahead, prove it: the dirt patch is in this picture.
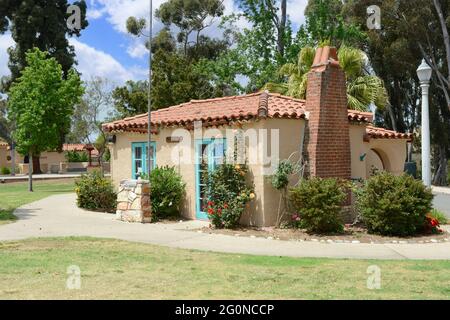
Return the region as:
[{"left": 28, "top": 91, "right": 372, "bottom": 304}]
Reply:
[{"left": 198, "top": 225, "right": 449, "bottom": 244}]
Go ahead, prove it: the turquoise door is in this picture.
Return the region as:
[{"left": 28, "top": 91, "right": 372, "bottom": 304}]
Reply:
[
  {"left": 131, "top": 142, "right": 156, "bottom": 179},
  {"left": 195, "top": 139, "right": 226, "bottom": 220}
]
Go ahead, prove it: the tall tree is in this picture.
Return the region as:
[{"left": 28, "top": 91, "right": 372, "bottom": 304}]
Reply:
[
  {"left": 125, "top": 0, "right": 231, "bottom": 111},
  {"left": 112, "top": 80, "right": 149, "bottom": 117},
  {"left": 81, "top": 77, "right": 112, "bottom": 175},
  {"left": 155, "top": 0, "right": 225, "bottom": 55},
  {"left": 297, "top": 0, "right": 365, "bottom": 48},
  {"left": 0, "top": 98, "right": 10, "bottom": 143},
  {"left": 8, "top": 49, "right": 83, "bottom": 190},
  {"left": 344, "top": 0, "right": 450, "bottom": 185},
  {"left": 237, "top": 0, "right": 290, "bottom": 60},
  {"left": 0, "top": 0, "right": 88, "bottom": 92}
]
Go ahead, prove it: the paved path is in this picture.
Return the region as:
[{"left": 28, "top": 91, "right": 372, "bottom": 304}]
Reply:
[
  {"left": 432, "top": 186, "right": 450, "bottom": 219},
  {"left": 0, "top": 194, "right": 449, "bottom": 260}
]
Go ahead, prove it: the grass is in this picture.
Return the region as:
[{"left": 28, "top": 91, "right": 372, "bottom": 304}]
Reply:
[
  {"left": 0, "top": 237, "right": 449, "bottom": 300},
  {"left": 0, "top": 179, "right": 75, "bottom": 225},
  {"left": 430, "top": 209, "right": 448, "bottom": 225}
]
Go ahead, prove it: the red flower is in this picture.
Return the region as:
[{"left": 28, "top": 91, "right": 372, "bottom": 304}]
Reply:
[
  {"left": 207, "top": 208, "right": 214, "bottom": 215},
  {"left": 223, "top": 203, "right": 228, "bottom": 209}
]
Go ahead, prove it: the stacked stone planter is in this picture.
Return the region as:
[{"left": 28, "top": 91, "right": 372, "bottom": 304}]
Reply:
[{"left": 116, "top": 179, "right": 151, "bottom": 223}]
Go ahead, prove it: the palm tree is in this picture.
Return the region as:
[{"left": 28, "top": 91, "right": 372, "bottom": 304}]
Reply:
[{"left": 265, "top": 46, "right": 388, "bottom": 112}]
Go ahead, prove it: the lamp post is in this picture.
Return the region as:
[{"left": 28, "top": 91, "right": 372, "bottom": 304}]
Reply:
[
  {"left": 416, "top": 59, "right": 433, "bottom": 187},
  {"left": 147, "top": 0, "right": 153, "bottom": 179}
]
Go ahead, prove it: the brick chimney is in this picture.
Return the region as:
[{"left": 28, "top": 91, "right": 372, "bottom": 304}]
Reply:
[{"left": 304, "top": 46, "right": 351, "bottom": 179}]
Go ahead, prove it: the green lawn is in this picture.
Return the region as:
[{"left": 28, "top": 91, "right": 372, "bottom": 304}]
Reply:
[
  {"left": 0, "top": 179, "right": 75, "bottom": 225},
  {"left": 0, "top": 237, "right": 448, "bottom": 299}
]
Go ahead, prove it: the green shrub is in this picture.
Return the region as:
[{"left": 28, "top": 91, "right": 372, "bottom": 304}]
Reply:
[
  {"left": 429, "top": 209, "right": 448, "bottom": 225},
  {"left": 66, "top": 151, "right": 89, "bottom": 163},
  {"left": 357, "top": 172, "right": 433, "bottom": 236},
  {"left": 79, "top": 151, "right": 89, "bottom": 162},
  {"left": 142, "top": 166, "right": 185, "bottom": 220},
  {"left": 0, "top": 167, "right": 11, "bottom": 175},
  {"left": 75, "top": 172, "right": 117, "bottom": 213},
  {"left": 205, "top": 164, "right": 255, "bottom": 229},
  {"left": 289, "top": 177, "right": 347, "bottom": 233}
]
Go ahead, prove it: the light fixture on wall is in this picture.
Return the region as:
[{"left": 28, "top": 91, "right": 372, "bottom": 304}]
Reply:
[
  {"left": 166, "top": 136, "right": 183, "bottom": 143},
  {"left": 107, "top": 135, "right": 116, "bottom": 145},
  {"left": 359, "top": 153, "right": 367, "bottom": 161}
]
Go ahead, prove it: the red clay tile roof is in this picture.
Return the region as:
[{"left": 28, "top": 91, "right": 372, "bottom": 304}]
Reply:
[
  {"left": 103, "top": 92, "right": 409, "bottom": 141},
  {"left": 366, "top": 126, "right": 412, "bottom": 141},
  {"left": 62, "top": 144, "right": 99, "bottom": 156},
  {"left": 103, "top": 92, "right": 307, "bottom": 132},
  {"left": 63, "top": 144, "right": 88, "bottom": 152},
  {"left": 348, "top": 111, "right": 373, "bottom": 123}
]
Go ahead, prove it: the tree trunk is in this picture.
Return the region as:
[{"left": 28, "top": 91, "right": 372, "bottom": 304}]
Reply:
[
  {"left": 432, "top": 145, "right": 448, "bottom": 186},
  {"left": 433, "top": 0, "right": 450, "bottom": 111},
  {"left": 277, "top": 0, "right": 287, "bottom": 58},
  {"left": 28, "top": 152, "right": 33, "bottom": 192},
  {"left": 10, "top": 142, "right": 15, "bottom": 176},
  {"left": 32, "top": 155, "right": 42, "bottom": 174}
]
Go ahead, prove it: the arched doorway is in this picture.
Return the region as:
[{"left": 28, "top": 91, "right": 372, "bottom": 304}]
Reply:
[{"left": 366, "top": 149, "right": 385, "bottom": 177}]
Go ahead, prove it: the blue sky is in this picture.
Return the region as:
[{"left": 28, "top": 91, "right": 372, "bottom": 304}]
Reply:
[{"left": 0, "top": 0, "right": 308, "bottom": 87}]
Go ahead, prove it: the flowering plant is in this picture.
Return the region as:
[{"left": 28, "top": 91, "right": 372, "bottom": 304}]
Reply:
[
  {"left": 424, "top": 214, "right": 443, "bottom": 234},
  {"left": 289, "top": 213, "right": 302, "bottom": 228},
  {"left": 205, "top": 164, "right": 255, "bottom": 229}
]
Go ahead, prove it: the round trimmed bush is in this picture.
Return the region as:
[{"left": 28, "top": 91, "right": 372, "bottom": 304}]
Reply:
[
  {"left": 289, "top": 177, "right": 346, "bottom": 233},
  {"left": 357, "top": 172, "right": 433, "bottom": 236},
  {"left": 75, "top": 172, "right": 117, "bottom": 213},
  {"left": 1, "top": 167, "right": 11, "bottom": 175},
  {"left": 143, "top": 166, "right": 186, "bottom": 220}
]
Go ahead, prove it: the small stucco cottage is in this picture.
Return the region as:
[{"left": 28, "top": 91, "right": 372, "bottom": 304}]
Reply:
[{"left": 103, "top": 47, "right": 411, "bottom": 226}]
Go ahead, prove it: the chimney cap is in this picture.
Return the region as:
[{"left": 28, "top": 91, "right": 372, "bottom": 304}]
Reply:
[{"left": 311, "top": 46, "right": 340, "bottom": 70}]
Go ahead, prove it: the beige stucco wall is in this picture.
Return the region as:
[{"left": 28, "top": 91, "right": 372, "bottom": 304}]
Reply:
[
  {"left": 0, "top": 146, "right": 24, "bottom": 171},
  {"left": 109, "top": 118, "right": 306, "bottom": 226},
  {"left": 0, "top": 146, "right": 83, "bottom": 174},
  {"left": 349, "top": 124, "right": 408, "bottom": 180},
  {"left": 109, "top": 120, "right": 408, "bottom": 226}
]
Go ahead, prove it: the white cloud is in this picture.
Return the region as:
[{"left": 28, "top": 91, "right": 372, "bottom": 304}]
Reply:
[
  {"left": 288, "top": 0, "right": 308, "bottom": 29},
  {"left": 89, "top": 0, "right": 164, "bottom": 33},
  {"left": 70, "top": 38, "right": 145, "bottom": 84},
  {"left": 0, "top": 33, "right": 14, "bottom": 79},
  {"left": 126, "top": 39, "right": 148, "bottom": 59}
]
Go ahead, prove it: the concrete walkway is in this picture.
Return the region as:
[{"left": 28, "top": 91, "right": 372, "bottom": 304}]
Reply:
[
  {"left": 0, "top": 194, "right": 449, "bottom": 260},
  {"left": 432, "top": 186, "right": 450, "bottom": 219}
]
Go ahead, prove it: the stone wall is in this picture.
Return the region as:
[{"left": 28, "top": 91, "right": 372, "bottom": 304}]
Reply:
[{"left": 116, "top": 179, "right": 152, "bottom": 223}]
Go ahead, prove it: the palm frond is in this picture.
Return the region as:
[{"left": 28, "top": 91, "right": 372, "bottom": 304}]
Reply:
[
  {"left": 264, "top": 82, "right": 289, "bottom": 95},
  {"left": 338, "top": 46, "right": 363, "bottom": 79},
  {"left": 299, "top": 47, "right": 315, "bottom": 74}
]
